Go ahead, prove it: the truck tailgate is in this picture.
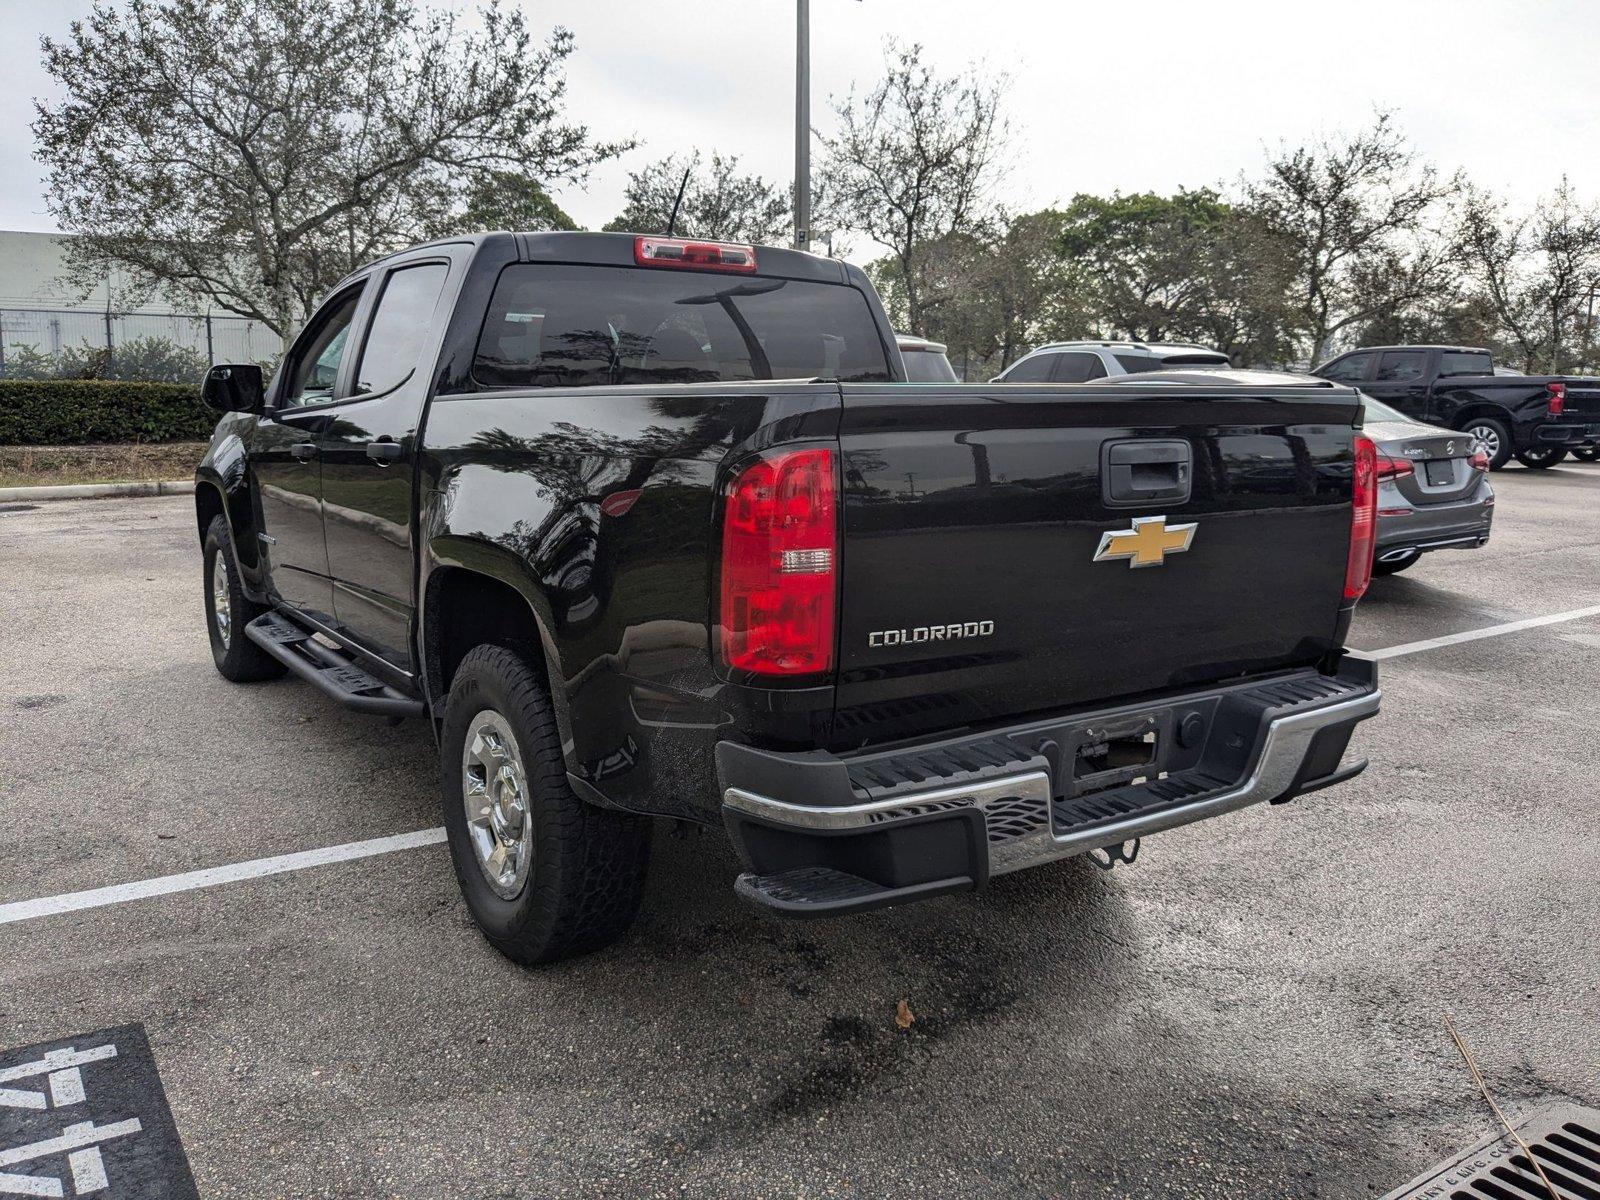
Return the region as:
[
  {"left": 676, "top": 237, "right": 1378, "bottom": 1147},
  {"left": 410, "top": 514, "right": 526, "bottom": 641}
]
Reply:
[{"left": 831, "top": 382, "right": 1361, "bottom": 749}]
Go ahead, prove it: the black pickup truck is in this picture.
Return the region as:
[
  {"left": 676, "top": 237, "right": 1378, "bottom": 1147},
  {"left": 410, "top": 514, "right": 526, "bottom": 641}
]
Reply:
[
  {"left": 196, "top": 231, "right": 1381, "bottom": 964},
  {"left": 1312, "top": 344, "right": 1600, "bottom": 469}
]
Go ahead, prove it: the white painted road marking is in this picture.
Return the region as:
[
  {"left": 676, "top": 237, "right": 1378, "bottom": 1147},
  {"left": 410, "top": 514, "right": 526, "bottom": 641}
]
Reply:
[
  {"left": 1, "top": 604, "right": 1597, "bottom": 929},
  {"left": 1363, "top": 602, "right": 1600, "bottom": 661},
  {"left": 0, "top": 828, "right": 445, "bottom": 927}
]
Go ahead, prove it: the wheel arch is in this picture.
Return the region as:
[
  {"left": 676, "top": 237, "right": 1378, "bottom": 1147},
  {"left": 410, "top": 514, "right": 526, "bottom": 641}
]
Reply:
[{"left": 420, "top": 551, "right": 564, "bottom": 731}]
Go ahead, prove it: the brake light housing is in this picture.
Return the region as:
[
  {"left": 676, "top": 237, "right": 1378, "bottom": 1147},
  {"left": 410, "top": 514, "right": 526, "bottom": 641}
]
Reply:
[
  {"left": 635, "top": 235, "right": 758, "bottom": 273},
  {"left": 1345, "top": 434, "right": 1378, "bottom": 603},
  {"left": 719, "top": 448, "right": 837, "bottom": 676},
  {"left": 1374, "top": 452, "right": 1413, "bottom": 481},
  {"left": 1547, "top": 381, "right": 1566, "bottom": 415},
  {"left": 1469, "top": 447, "right": 1491, "bottom": 472}
]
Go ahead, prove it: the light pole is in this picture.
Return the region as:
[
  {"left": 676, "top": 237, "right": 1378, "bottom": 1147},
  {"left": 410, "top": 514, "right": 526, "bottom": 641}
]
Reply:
[{"left": 794, "top": 0, "right": 810, "bottom": 251}]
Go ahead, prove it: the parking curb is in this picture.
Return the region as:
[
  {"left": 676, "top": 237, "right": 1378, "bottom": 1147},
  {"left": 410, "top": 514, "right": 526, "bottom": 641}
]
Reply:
[{"left": 0, "top": 479, "right": 194, "bottom": 503}]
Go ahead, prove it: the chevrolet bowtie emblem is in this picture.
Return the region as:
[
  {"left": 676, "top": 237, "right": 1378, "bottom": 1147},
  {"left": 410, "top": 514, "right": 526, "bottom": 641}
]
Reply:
[{"left": 1093, "top": 515, "right": 1198, "bottom": 568}]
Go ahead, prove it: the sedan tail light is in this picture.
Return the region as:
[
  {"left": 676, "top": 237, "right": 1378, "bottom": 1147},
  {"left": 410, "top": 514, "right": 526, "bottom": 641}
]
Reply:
[
  {"left": 1547, "top": 381, "right": 1566, "bottom": 415},
  {"left": 719, "top": 448, "right": 837, "bottom": 676},
  {"left": 1374, "top": 452, "right": 1414, "bottom": 481},
  {"left": 1469, "top": 447, "right": 1491, "bottom": 472},
  {"left": 1344, "top": 435, "right": 1378, "bottom": 603}
]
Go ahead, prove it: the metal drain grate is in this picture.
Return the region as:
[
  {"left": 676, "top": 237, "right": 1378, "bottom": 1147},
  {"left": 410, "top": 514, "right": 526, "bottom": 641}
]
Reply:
[{"left": 1382, "top": 1103, "right": 1600, "bottom": 1200}]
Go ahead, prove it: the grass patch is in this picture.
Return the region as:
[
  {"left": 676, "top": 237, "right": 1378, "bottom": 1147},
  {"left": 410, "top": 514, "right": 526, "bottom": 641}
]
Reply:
[{"left": 0, "top": 442, "right": 206, "bottom": 488}]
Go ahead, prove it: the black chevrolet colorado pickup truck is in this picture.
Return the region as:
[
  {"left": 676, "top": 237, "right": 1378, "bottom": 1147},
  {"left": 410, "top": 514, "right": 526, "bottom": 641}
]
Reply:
[
  {"left": 1312, "top": 343, "right": 1600, "bottom": 469},
  {"left": 196, "top": 231, "right": 1381, "bottom": 964}
]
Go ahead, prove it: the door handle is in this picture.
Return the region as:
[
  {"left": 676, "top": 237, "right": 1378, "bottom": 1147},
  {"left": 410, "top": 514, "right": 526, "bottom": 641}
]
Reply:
[
  {"left": 290, "top": 442, "right": 319, "bottom": 461},
  {"left": 365, "top": 439, "right": 403, "bottom": 463},
  {"left": 1101, "top": 439, "right": 1193, "bottom": 507}
]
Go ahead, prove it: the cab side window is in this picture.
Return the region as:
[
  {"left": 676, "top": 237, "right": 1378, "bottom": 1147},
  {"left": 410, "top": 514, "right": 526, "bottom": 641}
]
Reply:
[
  {"left": 1320, "top": 352, "right": 1374, "bottom": 383},
  {"left": 1375, "top": 350, "right": 1427, "bottom": 382},
  {"left": 282, "top": 286, "right": 363, "bottom": 408}
]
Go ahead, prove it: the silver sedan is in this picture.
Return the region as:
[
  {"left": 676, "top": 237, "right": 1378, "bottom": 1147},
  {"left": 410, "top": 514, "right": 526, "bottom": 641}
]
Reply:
[{"left": 1363, "top": 394, "right": 1494, "bottom": 576}]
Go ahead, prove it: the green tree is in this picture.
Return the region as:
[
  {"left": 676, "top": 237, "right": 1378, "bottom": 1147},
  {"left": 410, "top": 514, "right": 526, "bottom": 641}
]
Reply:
[
  {"left": 1245, "top": 112, "right": 1461, "bottom": 364},
  {"left": 456, "top": 171, "right": 578, "bottom": 233},
  {"left": 1457, "top": 180, "right": 1600, "bottom": 373},
  {"left": 602, "top": 152, "right": 792, "bottom": 244},
  {"left": 820, "top": 41, "right": 1008, "bottom": 335},
  {"left": 34, "top": 0, "right": 624, "bottom": 347}
]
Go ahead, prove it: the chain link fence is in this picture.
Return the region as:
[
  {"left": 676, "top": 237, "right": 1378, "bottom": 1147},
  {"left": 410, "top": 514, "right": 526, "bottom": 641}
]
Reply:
[{"left": 0, "top": 307, "right": 272, "bottom": 382}]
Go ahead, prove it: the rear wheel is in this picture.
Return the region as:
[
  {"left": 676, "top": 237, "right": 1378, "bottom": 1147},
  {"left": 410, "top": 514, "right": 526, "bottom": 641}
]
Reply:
[
  {"left": 440, "top": 643, "right": 650, "bottom": 965},
  {"left": 1570, "top": 445, "right": 1600, "bottom": 462},
  {"left": 203, "top": 516, "right": 286, "bottom": 682},
  {"left": 1461, "top": 418, "right": 1512, "bottom": 470},
  {"left": 1372, "top": 551, "right": 1419, "bottom": 576},
  {"left": 1514, "top": 445, "right": 1569, "bottom": 469}
]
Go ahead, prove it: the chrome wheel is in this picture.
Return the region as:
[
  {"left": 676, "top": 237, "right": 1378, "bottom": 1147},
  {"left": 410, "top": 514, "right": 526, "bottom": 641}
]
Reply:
[
  {"left": 461, "top": 710, "right": 534, "bottom": 899},
  {"left": 211, "top": 550, "right": 232, "bottom": 648},
  {"left": 1467, "top": 423, "right": 1501, "bottom": 461}
]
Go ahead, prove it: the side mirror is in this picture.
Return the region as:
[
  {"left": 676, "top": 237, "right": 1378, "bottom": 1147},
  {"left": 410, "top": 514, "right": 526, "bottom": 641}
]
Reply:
[{"left": 201, "top": 364, "right": 265, "bottom": 414}]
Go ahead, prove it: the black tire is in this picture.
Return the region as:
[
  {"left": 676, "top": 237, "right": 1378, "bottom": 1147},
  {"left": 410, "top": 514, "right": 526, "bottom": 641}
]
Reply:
[
  {"left": 1514, "top": 446, "right": 1569, "bottom": 469},
  {"left": 1461, "top": 417, "right": 1512, "bottom": 470},
  {"left": 1572, "top": 445, "right": 1600, "bottom": 462},
  {"left": 440, "top": 644, "right": 650, "bottom": 965},
  {"left": 203, "top": 516, "right": 287, "bottom": 682},
  {"left": 1372, "top": 552, "right": 1418, "bottom": 576}
]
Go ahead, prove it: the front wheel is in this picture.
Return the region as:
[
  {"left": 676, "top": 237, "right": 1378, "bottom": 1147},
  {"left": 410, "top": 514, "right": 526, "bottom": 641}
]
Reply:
[
  {"left": 1570, "top": 445, "right": 1600, "bottom": 462},
  {"left": 203, "top": 516, "right": 286, "bottom": 682},
  {"left": 1461, "top": 418, "right": 1512, "bottom": 470},
  {"left": 1514, "top": 446, "right": 1569, "bottom": 469},
  {"left": 439, "top": 644, "right": 650, "bottom": 965}
]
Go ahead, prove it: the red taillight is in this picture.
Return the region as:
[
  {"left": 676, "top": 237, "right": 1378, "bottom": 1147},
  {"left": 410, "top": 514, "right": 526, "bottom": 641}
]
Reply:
[
  {"left": 1345, "top": 434, "right": 1378, "bottom": 603},
  {"left": 635, "top": 235, "right": 758, "bottom": 273},
  {"left": 1469, "top": 448, "right": 1491, "bottom": 472},
  {"left": 1547, "top": 381, "right": 1566, "bottom": 415},
  {"left": 719, "top": 448, "right": 837, "bottom": 676},
  {"left": 1374, "top": 452, "right": 1414, "bottom": 481}
]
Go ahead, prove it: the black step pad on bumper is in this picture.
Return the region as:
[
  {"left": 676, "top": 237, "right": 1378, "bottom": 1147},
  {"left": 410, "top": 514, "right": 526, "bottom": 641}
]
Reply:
[
  {"left": 244, "top": 613, "right": 424, "bottom": 718},
  {"left": 734, "top": 866, "right": 974, "bottom": 917}
]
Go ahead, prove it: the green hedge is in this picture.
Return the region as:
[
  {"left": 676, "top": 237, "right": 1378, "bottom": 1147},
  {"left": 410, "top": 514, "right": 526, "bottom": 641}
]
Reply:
[{"left": 0, "top": 379, "right": 211, "bottom": 445}]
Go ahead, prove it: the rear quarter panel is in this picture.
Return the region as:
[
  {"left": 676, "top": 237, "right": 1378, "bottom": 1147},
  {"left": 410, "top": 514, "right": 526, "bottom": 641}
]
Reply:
[{"left": 417, "top": 382, "right": 842, "bottom": 820}]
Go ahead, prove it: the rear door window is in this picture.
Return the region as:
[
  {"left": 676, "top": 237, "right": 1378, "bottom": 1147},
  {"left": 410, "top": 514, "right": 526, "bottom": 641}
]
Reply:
[
  {"left": 355, "top": 262, "right": 450, "bottom": 396},
  {"left": 1319, "top": 352, "right": 1374, "bottom": 383},
  {"left": 1002, "top": 354, "right": 1057, "bottom": 382},
  {"left": 1375, "top": 350, "right": 1428, "bottom": 382},
  {"left": 1053, "top": 352, "right": 1105, "bottom": 383},
  {"left": 1438, "top": 351, "right": 1492, "bottom": 377},
  {"left": 472, "top": 264, "right": 890, "bottom": 388}
]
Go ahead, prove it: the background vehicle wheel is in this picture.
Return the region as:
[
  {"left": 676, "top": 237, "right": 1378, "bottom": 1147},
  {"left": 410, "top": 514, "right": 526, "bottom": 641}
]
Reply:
[
  {"left": 1571, "top": 445, "right": 1600, "bottom": 462},
  {"left": 1461, "top": 418, "right": 1512, "bottom": 470},
  {"left": 1372, "top": 551, "right": 1419, "bottom": 576},
  {"left": 440, "top": 644, "right": 650, "bottom": 965},
  {"left": 203, "top": 516, "right": 287, "bottom": 682},
  {"left": 1514, "top": 446, "right": 1568, "bottom": 469}
]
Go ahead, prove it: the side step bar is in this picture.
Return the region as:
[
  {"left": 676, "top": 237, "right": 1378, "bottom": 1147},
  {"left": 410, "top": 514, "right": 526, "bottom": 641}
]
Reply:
[{"left": 244, "top": 612, "right": 425, "bottom": 718}]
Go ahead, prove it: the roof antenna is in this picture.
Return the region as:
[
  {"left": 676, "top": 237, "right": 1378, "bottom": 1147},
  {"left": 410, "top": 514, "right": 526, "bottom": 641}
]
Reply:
[{"left": 664, "top": 165, "right": 692, "bottom": 237}]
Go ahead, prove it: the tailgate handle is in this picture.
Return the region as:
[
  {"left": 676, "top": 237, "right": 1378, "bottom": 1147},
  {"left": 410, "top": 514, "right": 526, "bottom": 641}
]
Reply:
[{"left": 1101, "top": 439, "right": 1192, "bottom": 507}]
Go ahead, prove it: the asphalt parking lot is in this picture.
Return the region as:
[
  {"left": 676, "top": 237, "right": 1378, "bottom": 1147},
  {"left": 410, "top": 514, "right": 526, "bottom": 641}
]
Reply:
[{"left": 2, "top": 464, "right": 1598, "bottom": 1199}]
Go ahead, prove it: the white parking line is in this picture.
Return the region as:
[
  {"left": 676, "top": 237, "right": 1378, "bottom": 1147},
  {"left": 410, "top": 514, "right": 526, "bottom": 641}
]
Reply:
[
  {"left": 1363, "top": 603, "right": 1600, "bottom": 660},
  {"left": 0, "top": 828, "right": 445, "bottom": 927},
  {"left": 3, "top": 604, "right": 1598, "bottom": 929}
]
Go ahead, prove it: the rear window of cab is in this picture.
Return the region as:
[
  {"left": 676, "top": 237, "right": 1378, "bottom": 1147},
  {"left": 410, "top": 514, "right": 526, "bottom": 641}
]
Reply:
[{"left": 473, "top": 264, "right": 891, "bottom": 389}]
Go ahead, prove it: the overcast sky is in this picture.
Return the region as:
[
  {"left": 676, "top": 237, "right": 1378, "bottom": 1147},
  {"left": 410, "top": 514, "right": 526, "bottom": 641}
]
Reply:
[{"left": 2, "top": 0, "right": 1597, "bottom": 261}]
